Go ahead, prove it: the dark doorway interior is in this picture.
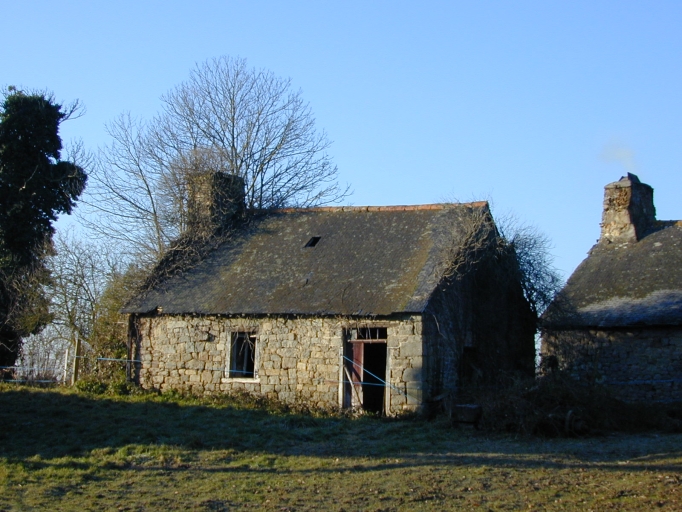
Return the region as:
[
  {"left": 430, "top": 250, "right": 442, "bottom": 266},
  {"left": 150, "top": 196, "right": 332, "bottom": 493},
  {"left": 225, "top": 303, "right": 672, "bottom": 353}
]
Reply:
[{"left": 362, "top": 343, "right": 387, "bottom": 413}]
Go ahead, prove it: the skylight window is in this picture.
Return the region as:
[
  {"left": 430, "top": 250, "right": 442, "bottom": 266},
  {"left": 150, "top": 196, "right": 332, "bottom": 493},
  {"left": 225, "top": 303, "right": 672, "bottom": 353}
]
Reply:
[{"left": 305, "top": 236, "right": 321, "bottom": 248}]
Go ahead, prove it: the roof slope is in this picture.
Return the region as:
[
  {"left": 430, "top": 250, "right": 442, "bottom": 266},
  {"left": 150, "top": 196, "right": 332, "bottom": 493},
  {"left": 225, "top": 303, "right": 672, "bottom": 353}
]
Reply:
[
  {"left": 545, "top": 222, "right": 682, "bottom": 328},
  {"left": 123, "top": 203, "right": 488, "bottom": 316}
]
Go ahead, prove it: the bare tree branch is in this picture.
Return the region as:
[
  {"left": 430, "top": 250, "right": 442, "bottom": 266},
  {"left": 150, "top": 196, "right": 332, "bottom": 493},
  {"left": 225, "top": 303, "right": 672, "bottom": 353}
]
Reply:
[
  {"left": 439, "top": 202, "right": 563, "bottom": 322},
  {"left": 80, "top": 56, "right": 349, "bottom": 265}
]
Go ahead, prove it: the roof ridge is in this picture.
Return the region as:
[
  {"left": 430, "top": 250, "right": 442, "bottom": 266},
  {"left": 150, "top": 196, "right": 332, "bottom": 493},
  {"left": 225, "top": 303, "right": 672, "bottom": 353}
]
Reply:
[
  {"left": 261, "top": 201, "right": 488, "bottom": 214},
  {"left": 655, "top": 220, "right": 682, "bottom": 227}
]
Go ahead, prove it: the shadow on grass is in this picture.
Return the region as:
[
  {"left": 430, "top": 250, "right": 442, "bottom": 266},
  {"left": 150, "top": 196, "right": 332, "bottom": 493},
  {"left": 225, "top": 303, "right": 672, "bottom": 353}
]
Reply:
[
  {"left": 1, "top": 387, "right": 682, "bottom": 475},
  {"left": 0, "top": 387, "right": 413, "bottom": 458}
]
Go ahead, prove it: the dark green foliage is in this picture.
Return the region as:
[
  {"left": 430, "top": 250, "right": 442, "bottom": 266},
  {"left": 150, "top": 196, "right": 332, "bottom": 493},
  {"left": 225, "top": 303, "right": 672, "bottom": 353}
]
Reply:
[
  {"left": 74, "top": 377, "right": 109, "bottom": 395},
  {"left": 0, "top": 90, "right": 86, "bottom": 265},
  {"left": 0, "top": 88, "right": 87, "bottom": 368},
  {"left": 0, "top": 260, "right": 53, "bottom": 373}
]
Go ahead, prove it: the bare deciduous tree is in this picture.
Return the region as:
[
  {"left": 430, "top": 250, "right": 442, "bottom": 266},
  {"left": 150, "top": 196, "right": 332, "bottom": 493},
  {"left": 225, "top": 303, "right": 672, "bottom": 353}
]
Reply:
[
  {"left": 48, "top": 232, "right": 115, "bottom": 344},
  {"left": 37, "top": 232, "right": 146, "bottom": 382},
  {"left": 13, "top": 233, "right": 112, "bottom": 382},
  {"left": 82, "top": 56, "right": 348, "bottom": 264},
  {"left": 440, "top": 202, "right": 563, "bottom": 322},
  {"left": 499, "top": 218, "right": 564, "bottom": 319}
]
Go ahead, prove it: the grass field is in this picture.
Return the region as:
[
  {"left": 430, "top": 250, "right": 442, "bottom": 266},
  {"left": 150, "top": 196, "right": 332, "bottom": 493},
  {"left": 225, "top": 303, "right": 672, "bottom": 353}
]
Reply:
[{"left": 1, "top": 385, "right": 681, "bottom": 511}]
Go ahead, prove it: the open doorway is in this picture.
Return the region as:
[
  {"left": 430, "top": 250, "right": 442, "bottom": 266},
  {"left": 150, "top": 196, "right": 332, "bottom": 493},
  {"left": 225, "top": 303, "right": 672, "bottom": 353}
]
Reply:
[{"left": 343, "top": 327, "right": 387, "bottom": 414}]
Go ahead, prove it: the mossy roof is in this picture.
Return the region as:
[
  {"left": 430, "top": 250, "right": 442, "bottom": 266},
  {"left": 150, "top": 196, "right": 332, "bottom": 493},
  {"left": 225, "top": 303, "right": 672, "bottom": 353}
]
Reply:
[
  {"left": 544, "top": 222, "right": 682, "bottom": 328},
  {"left": 123, "top": 203, "right": 488, "bottom": 316}
]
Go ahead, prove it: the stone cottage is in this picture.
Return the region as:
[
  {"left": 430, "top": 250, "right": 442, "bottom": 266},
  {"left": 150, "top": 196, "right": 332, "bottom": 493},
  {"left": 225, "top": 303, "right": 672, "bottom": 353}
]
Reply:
[
  {"left": 542, "top": 174, "right": 682, "bottom": 402},
  {"left": 123, "top": 172, "right": 535, "bottom": 414}
]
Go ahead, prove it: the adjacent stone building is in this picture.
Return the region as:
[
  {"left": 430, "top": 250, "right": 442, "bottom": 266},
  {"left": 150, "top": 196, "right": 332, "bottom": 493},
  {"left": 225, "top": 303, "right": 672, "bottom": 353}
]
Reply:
[
  {"left": 542, "top": 174, "right": 682, "bottom": 402},
  {"left": 123, "top": 172, "right": 535, "bottom": 414}
]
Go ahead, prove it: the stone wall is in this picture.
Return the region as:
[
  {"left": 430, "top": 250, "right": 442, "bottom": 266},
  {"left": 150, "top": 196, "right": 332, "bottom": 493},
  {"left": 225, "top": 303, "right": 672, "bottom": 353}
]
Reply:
[
  {"left": 421, "top": 254, "right": 535, "bottom": 404},
  {"left": 543, "top": 327, "right": 682, "bottom": 402},
  {"left": 386, "top": 317, "right": 425, "bottom": 412},
  {"left": 132, "top": 314, "right": 426, "bottom": 414}
]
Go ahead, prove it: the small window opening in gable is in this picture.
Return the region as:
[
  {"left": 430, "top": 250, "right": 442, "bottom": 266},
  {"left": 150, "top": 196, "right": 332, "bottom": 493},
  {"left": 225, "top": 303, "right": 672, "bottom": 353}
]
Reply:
[
  {"left": 229, "top": 332, "right": 257, "bottom": 378},
  {"left": 304, "top": 236, "right": 321, "bottom": 248}
]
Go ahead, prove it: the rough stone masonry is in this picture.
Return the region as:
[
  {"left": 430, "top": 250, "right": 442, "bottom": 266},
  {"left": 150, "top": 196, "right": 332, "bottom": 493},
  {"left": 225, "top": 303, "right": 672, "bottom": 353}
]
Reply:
[{"left": 132, "top": 314, "right": 427, "bottom": 414}]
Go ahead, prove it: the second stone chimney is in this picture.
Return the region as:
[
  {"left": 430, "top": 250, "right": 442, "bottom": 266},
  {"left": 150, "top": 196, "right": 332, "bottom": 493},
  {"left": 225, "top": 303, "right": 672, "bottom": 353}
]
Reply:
[
  {"left": 186, "top": 171, "right": 245, "bottom": 236},
  {"left": 600, "top": 173, "right": 656, "bottom": 243}
]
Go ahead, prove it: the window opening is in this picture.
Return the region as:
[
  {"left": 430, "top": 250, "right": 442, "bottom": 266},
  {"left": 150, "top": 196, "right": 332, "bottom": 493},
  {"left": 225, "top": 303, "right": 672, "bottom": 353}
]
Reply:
[
  {"left": 229, "top": 332, "right": 257, "bottom": 378},
  {"left": 304, "top": 236, "right": 321, "bottom": 248}
]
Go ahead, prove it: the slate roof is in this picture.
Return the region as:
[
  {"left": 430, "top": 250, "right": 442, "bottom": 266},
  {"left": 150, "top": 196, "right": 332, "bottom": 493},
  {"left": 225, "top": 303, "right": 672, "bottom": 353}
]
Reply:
[
  {"left": 123, "top": 203, "right": 489, "bottom": 316},
  {"left": 544, "top": 222, "right": 682, "bottom": 328}
]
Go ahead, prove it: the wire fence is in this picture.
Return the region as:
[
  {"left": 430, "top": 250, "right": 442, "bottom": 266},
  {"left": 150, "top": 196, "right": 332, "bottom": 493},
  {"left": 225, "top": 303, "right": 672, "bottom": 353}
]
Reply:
[
  {"left": 1, "top": 354, "right": 143, "bottom": 385},
  {"left": 2, "top": 355, "right": 259, "bottom": 384},
  {"left": 341, "top": 355, "right": 411, "bottom": 398},
  {"left": 5, "top": 353, "right": 416, "bottom": 407}
]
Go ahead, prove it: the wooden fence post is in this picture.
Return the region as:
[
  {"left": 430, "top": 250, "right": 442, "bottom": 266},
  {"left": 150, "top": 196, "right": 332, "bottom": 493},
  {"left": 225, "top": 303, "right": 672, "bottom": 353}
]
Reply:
[
  {"left": 63, "top": 346, "right": 70, "bottom": 385},
  {"left": 71, "top": 336, "right": 81, "bottom": 386}
]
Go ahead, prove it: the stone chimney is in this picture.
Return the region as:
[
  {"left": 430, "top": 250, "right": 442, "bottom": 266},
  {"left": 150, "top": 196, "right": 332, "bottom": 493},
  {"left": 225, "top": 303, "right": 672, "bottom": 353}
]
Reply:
[
  {"left": 600, "top": 173, "right": 656, "bottom": 243},
  {"left": 186, "top": 171, "right": 245, "bottom": 236}
]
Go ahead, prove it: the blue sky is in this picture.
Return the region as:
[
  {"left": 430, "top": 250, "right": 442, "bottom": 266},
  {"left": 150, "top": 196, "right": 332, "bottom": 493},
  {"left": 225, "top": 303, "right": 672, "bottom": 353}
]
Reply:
[{"left": 3, "top": 1, "right": 682, "bottom": 278}]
